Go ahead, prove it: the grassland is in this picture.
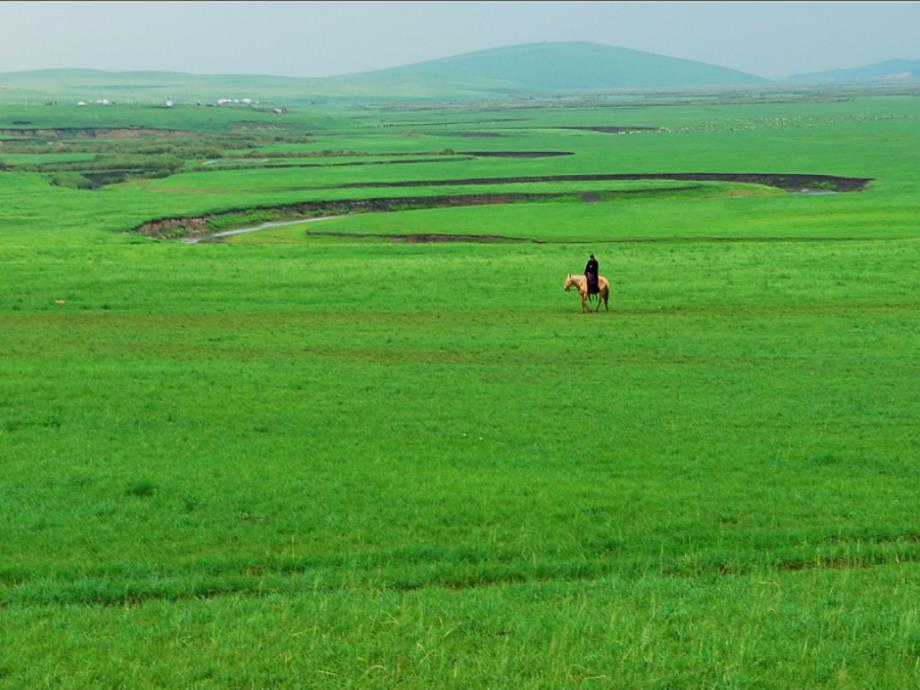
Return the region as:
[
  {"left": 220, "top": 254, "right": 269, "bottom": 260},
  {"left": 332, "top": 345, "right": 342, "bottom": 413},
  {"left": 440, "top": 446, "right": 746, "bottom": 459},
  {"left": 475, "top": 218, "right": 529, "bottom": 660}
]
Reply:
[{"left": 1, "top": 84, "right": 920, "bottom": 688}]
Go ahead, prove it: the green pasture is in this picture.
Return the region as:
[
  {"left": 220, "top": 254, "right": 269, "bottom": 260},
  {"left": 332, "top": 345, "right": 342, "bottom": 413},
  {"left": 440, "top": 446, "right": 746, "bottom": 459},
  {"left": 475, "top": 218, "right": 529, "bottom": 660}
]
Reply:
[{"left": 1, "top": 88, "right": 920, "bottom": 688}]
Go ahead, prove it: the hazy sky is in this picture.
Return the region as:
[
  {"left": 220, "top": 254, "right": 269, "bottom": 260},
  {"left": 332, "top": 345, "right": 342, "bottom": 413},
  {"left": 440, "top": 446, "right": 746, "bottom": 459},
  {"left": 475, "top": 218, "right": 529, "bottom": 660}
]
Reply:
[{"left": 1, "top": 1, "right": 919, "bottom": 80}]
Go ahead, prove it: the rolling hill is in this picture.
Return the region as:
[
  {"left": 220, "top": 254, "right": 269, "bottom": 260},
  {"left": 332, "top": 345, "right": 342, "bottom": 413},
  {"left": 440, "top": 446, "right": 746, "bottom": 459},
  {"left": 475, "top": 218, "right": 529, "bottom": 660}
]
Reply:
[
  {"left": 355, "top": 41, "right": 768, "bottom": 92},
  {"left": 0, "top": 42, "right": 768, "bottom": 104}
]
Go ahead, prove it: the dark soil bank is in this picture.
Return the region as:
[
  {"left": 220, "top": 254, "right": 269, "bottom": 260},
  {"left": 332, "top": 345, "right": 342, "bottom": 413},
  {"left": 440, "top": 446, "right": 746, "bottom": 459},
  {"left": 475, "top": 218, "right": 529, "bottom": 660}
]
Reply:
[
  {"left": 134, "top": 173, "right": 871, "bottom": 239},
  {"left": 336, "top": 172, "right": 872, "bottom": 192},
  {"left": 306, "top": 231, "right": 531, "bottom": 244},
  {"left": 135, "top": 187, "right": 694, "bottom": 238},
  {"left": 560, "top": 126, "right": 663, "bottom": 134},
  {"left": 0, "top": 127, "right": 195, "bottom": 138},
  {"left": 458, "top": 151, "right": 574, "bottom": 158}
]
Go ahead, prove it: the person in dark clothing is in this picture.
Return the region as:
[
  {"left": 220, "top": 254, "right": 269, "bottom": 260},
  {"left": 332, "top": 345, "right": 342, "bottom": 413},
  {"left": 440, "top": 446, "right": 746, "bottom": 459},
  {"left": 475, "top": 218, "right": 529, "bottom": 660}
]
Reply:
[{"left": 584, "top": 254, "right": 599, "bottom": 295}]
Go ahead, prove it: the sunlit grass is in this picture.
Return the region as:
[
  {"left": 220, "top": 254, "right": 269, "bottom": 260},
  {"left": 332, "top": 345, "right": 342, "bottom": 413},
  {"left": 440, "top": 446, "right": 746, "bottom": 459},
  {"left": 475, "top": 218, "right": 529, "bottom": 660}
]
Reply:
[{"left": 2, "top": 89, "right": 920, "bottom": 688}]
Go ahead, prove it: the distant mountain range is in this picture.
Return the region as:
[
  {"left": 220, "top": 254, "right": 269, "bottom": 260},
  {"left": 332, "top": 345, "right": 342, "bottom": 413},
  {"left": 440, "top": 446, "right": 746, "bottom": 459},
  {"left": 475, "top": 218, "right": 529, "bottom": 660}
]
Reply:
[
  {"left": 787, "top": 59, "right": 920, "bottom": 84},
  {"left": 0, "top": 42, "right": 915, "bottom": 104}
]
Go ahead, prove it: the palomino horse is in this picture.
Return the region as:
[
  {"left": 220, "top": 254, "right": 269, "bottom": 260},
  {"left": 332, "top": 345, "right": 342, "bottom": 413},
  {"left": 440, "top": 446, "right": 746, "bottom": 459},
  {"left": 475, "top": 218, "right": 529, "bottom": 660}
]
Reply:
[{"left": 564, "top": 273, "right": 610, "bottom": 313}]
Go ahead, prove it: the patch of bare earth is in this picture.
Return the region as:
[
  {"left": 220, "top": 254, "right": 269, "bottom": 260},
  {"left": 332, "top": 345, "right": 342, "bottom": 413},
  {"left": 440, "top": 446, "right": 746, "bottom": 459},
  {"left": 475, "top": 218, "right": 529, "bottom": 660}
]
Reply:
[
  {"left": 0, "top": 127, "right": 196, "bottom": 139},
  {"left": 135, "top": 217, "right": 208, "bottom": 238}
]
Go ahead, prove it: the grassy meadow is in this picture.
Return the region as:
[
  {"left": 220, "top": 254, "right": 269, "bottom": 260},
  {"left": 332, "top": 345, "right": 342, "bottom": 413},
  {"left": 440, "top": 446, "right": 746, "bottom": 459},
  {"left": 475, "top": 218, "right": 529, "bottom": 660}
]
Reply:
[{"left": 1, "top": 85, "right": 920, "bottom": 688}]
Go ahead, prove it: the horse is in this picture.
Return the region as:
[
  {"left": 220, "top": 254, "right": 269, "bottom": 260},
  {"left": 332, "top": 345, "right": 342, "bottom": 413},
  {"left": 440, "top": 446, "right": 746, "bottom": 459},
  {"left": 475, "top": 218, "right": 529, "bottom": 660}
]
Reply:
[{"left": 564, "top": 273, "right": 610, "bottom": 313}]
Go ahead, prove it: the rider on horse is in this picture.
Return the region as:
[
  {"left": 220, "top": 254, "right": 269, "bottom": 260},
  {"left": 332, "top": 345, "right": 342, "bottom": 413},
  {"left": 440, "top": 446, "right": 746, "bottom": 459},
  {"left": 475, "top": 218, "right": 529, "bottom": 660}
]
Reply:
[{"left": 584, "top": 254, "right": 599, "bottom": 296}]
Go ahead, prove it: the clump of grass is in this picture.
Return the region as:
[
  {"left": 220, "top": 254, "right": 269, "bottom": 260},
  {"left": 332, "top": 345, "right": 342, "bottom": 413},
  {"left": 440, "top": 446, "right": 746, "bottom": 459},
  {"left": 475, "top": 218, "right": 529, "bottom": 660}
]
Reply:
[{"left": 125, "top": 480, "right": 158, "bottom": 498}]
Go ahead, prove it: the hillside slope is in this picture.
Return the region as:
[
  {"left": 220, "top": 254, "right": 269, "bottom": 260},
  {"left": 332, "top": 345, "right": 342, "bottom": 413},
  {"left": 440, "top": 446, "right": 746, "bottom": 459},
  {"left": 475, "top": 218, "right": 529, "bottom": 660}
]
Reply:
[{"left": 360, "top": 41, "right": 768, "bottom": 91}]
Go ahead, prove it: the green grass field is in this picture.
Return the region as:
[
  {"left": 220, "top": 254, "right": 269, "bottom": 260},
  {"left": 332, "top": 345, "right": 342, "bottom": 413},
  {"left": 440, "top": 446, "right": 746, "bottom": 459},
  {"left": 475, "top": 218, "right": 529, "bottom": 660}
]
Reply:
[{"left": 1, "top": 85, "right": 920, "bottom": 688}]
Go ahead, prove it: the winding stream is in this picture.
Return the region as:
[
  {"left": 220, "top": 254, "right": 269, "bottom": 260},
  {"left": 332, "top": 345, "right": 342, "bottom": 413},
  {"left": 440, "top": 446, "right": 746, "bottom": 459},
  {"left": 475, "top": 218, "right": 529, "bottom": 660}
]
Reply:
[{"left": 179, "top": 215, "right": 342, "bottom": 244}]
